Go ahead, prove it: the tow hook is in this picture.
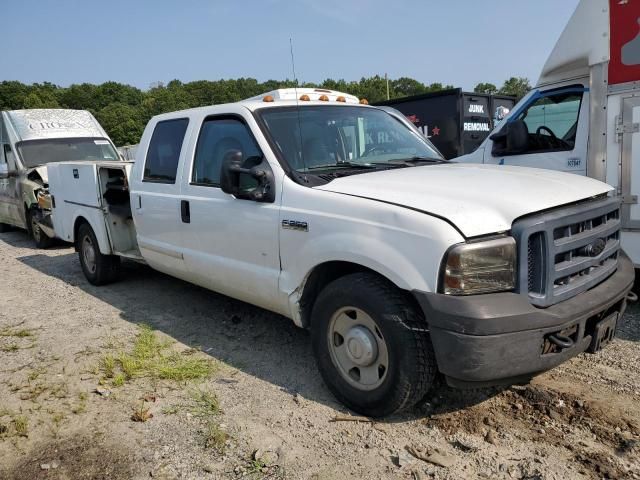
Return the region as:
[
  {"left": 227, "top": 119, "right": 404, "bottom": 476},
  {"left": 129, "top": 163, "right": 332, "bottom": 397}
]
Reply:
[
  {"left": 627, "top": 291, "right": 638, "bottom": 303},
  {"left": 547, "top": 333, "right": 574, "bottom": 350}
]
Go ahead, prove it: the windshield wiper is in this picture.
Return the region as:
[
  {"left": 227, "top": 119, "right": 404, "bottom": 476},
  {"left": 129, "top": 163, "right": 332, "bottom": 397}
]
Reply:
[
  {"left": 305, "top": 162, "right": 378, "bottom": 170},
  {"left": 384, "top": 156, "right": 446, "bottom": 166}
]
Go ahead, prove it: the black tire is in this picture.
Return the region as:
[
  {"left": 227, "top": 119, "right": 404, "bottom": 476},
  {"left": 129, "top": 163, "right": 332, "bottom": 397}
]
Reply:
[
  {"left": 77, "top": 222, "right": 120, "bottom": 286},
  {"left": 311, "top": 272, "right": 438, "bottom": 417},
  {"left": 0, "top": 223, "right": 10, "bottom": 233},
  {"left": 26, "top": 210, "right": 53, "bottom": 249}
]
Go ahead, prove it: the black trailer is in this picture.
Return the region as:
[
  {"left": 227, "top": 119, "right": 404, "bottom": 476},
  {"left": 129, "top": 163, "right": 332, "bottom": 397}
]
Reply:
[{"left": 375, "top": 89, "right": 516, "bottom": 159}]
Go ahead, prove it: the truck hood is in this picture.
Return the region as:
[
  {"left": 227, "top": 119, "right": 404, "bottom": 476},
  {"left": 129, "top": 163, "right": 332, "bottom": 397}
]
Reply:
[{"left": 314, "top": 164, "right": 613, "bottom": 237}]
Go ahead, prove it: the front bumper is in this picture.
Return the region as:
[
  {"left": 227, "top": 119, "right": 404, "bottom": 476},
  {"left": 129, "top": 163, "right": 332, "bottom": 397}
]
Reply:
[{"left": 413, "top": 252, "right": 635, "bottom": 387}]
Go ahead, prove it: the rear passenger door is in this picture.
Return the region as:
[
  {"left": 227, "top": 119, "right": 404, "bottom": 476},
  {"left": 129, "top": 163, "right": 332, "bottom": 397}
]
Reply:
[
  {"left": 130, "top": 117, "right": 191, "bottom": 278},
  {"left": 179, "top": 112, "right": 282, "bottom": 311}
]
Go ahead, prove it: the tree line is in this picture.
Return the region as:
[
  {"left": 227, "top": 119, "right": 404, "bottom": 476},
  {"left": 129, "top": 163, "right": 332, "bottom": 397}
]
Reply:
[{"left": 0, "top": 76, "right": 531, "bottom": 147}]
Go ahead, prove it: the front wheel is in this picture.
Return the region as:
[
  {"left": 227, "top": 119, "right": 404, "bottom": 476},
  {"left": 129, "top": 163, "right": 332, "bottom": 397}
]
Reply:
[
  {"left": 27, "top": 211, "right": 53, "bottom": 249},
  {"left": 311, "top": 272, "right": 438, "bottom": 417},
  {"left": 77, "top": 223, "right": 120, "bottom": 285}
]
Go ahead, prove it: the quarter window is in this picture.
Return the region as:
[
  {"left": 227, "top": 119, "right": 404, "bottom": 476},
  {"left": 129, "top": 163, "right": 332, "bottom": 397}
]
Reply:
[
  {"left": 192, "top": 117, "right": 262, "bottom": 186},
  {"left": 143, "top": 118, "right": 189, "bottom": 183}
]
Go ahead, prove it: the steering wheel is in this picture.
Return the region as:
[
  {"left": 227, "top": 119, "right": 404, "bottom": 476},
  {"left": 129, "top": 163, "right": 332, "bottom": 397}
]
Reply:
[
  {"left": 535, "top": 125, "right": 557, "bottom": 139},
  {"left": 362, "top": 145, "right": 386, "bottom": 157}
]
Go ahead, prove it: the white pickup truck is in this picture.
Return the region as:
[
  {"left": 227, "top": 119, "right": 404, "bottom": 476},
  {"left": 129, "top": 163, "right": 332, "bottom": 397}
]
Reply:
[{"left": 47, "top": 88, "right": 634, "bottom": 416}]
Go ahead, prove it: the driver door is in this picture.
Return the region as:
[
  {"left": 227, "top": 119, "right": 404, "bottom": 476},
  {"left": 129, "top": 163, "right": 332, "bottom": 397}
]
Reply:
[{"left": 483, "top": 86, "right": 589, "bottom": 175}]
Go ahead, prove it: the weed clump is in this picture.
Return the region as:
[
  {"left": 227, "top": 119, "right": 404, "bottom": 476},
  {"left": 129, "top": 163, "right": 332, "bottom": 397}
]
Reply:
[{"left": 100, "top": 325, "right": 217, "bottom": 386}]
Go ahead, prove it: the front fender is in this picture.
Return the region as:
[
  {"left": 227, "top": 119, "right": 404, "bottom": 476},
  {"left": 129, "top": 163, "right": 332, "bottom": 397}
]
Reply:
[{"left": 278, "top": 184, "right": 464, "bottom": 325}]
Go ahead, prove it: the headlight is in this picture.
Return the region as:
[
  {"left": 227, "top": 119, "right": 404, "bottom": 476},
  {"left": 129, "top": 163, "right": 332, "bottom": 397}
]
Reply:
[{"left": 441, "top": 237, "right": 516, "bottom": 295}]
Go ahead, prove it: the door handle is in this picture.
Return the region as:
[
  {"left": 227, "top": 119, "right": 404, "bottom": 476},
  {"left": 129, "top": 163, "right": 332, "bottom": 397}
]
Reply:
[{"left": 181, "top": 200, "right": 190, "bottom": 223}]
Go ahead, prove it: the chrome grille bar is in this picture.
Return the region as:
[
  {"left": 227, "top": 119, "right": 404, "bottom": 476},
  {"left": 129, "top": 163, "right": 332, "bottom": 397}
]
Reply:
[{"left": 512, "top": 197, "right": 621, "bottom": 307}]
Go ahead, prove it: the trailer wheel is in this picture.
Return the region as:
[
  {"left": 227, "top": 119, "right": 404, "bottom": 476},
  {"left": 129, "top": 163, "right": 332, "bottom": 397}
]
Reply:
[
  {"left": 27, "top": 210, "right": 53, "bottom": 249},
  {"left": 77, "top": 223, "right": 120, "bottom": 285},
  {"left": 311, "top": 272, "right": 438, "bottom": 417}
]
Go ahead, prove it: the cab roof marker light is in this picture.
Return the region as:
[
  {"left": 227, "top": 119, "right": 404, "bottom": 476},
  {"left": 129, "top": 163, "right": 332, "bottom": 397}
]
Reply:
[
  {"left": 243, "top": 88, "right": 361, "bottom": 104},
  {"left": 319, "top": 95, "right": 330, "bottom": 101},
  {"left": 299, "top": 94, "right": 310, "bottom": 101},
  {"left": 359, "top": 98, "right": 369, "bottom": 105},
  {"left": 336, "top": 96, "right": 346, "bottom": 102},
  {"left": 263, "top": 95, "right": 275, "bottom": 103}
]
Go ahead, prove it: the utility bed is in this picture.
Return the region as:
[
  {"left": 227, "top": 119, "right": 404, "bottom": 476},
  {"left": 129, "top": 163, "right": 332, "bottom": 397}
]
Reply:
[{"left": 48, "top": 161, "right": 142, "bottom": 260}]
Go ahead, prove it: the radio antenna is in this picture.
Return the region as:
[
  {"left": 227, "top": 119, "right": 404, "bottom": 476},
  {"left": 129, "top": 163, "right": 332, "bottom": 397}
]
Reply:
[{"left": 290, "top": 37, "right": 307, "bottom": 181}]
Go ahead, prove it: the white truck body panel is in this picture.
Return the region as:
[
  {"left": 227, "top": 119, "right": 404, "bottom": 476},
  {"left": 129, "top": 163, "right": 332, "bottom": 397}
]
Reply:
[{"left": 48, "top": 161, "right": 135, "bottom": 255}]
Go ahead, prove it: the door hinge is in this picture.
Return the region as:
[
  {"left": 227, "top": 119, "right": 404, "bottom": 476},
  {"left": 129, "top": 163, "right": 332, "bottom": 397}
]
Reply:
[
  {"left": 622, "top": 194, "right": 638, "bottom": 205},
  {"left": 616, "top": 118, "right": 639, "bottom": 142}
]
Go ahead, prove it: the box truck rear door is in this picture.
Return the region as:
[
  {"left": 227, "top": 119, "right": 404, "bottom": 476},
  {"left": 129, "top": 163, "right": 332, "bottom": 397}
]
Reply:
[{"left": 619, "top": 97, "right": 640, "bottom": 230}]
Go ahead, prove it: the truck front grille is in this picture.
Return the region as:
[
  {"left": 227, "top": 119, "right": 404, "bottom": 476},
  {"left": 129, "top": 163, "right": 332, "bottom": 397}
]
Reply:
[{"left": 514, "top": 197, "right": 621, "bottom": 307}]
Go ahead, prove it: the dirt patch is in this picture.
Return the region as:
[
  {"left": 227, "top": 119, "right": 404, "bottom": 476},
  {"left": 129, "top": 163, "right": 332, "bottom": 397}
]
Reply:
[{"left": 2, "top": 434, "right": 135, "bottom": 480}]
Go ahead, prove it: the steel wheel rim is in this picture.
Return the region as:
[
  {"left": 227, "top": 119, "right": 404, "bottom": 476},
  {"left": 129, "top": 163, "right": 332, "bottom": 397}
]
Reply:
[
  {"left": 82, "top": 235, "right": 97, "bottom": 274},
  {"left": 327, "top": 307, "right": 389, "bottom": 391}
]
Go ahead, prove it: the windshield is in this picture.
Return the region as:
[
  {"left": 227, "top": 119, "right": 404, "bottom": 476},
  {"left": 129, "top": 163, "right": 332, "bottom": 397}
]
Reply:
[
  {"left": 17, "top": 137, "right": 118, "bottom": 168},
  {"left": 257, "top": 106, "right": 443, "bottom": 173}
]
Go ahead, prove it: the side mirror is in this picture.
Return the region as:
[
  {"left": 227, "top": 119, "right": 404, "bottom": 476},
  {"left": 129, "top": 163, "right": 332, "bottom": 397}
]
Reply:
[
  {"left": 490, "top": 119, "right": 529, "bottom": 155},
  {"left": 220, "top": 150, "right": 275, "bottom": 203},
  {"left": 0, "top": 163, "right": 8, "bottom": 179}
]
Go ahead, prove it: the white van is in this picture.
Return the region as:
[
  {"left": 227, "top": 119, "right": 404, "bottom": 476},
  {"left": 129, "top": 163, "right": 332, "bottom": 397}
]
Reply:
[{"left": 0, "top": 109, "right": 119, "bottom": 247}]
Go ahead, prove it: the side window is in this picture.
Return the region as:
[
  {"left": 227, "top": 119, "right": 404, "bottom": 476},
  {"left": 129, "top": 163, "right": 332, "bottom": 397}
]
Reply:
[
  {"left": 516, "top": 91, "right": 583, "bottom": 152},
  {"left": 0, "top": 118, "right": 6, "bottom": 164},
  {"left": 192, "top": 117, "right": 262, "bottom": 187},
  {"left": 143, "top": 118, "right": 189, "bottom": 183},
  {"left": 0, "top": 119, "right": 16, "bottom": 170}
]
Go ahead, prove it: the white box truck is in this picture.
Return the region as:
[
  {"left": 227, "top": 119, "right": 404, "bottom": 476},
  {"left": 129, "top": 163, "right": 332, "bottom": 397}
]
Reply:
[
  {"left": 0, "top": 109, "right": 120, "bottom": 247},
  {"left": 46, "top": 88, "right": 634, "bottom": 416},
  {"left": 458, "top": 0, "right": 640, "bottom": 266}
]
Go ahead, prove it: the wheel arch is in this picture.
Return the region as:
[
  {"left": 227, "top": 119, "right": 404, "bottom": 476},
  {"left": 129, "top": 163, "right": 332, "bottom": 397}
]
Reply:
[
  {"left": 72, "top": 214, "right": 112, "bottom": 255},
  {"left": 296, "top": 260, "right": 424, "bottom": 329}
]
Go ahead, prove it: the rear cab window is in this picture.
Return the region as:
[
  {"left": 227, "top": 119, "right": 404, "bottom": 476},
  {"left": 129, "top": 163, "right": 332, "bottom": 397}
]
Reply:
[{"left": 143, "top": 118, "right": 189, "bottom": 183}]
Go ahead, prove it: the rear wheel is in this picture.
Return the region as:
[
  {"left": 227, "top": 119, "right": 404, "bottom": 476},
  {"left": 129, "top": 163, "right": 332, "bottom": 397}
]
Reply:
[
  {"left": 311, "top": 272, "right": 438, "bottom": 417},
  {"left": 27, "top": 210, "right": 53, "bottom": 248},
  {"left": 77, "top": 223, "right": 120, "bottom": 285}
]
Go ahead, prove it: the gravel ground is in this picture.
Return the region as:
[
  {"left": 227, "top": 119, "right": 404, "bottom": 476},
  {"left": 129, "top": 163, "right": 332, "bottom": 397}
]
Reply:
[{"left": 0, "top": 229, "right": 639, "bottom": 480}]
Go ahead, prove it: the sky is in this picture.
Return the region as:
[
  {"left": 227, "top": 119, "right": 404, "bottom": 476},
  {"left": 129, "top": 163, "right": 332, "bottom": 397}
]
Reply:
[{"left": 3, "top": 0, "right": 581, "bottom": 91}]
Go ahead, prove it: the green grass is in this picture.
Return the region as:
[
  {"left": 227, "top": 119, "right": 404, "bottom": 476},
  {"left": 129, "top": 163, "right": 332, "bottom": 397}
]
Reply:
[
  {"left": 13, "top": 416, "right": 28, "bottom": 437},
  {"left": 204, "top": 421, "right": 228, "bottom": 452},
  {"left": 72, "top": 392, "right": 88, "bottom": 414},
  {"left": 0, "top": 343, "right": 19, "bottom": 352},
  {"left": 247, "top": 459, "right": 267, "bottom": 474},
  {"left": 99, "top": 325, "right": 217, "bottom": 386},
  {"left": 190, "top": 389, "right": 221, "bottom": 416},
  {"left": 0, "top": 327, "right": 34, "bottom": 338}
]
